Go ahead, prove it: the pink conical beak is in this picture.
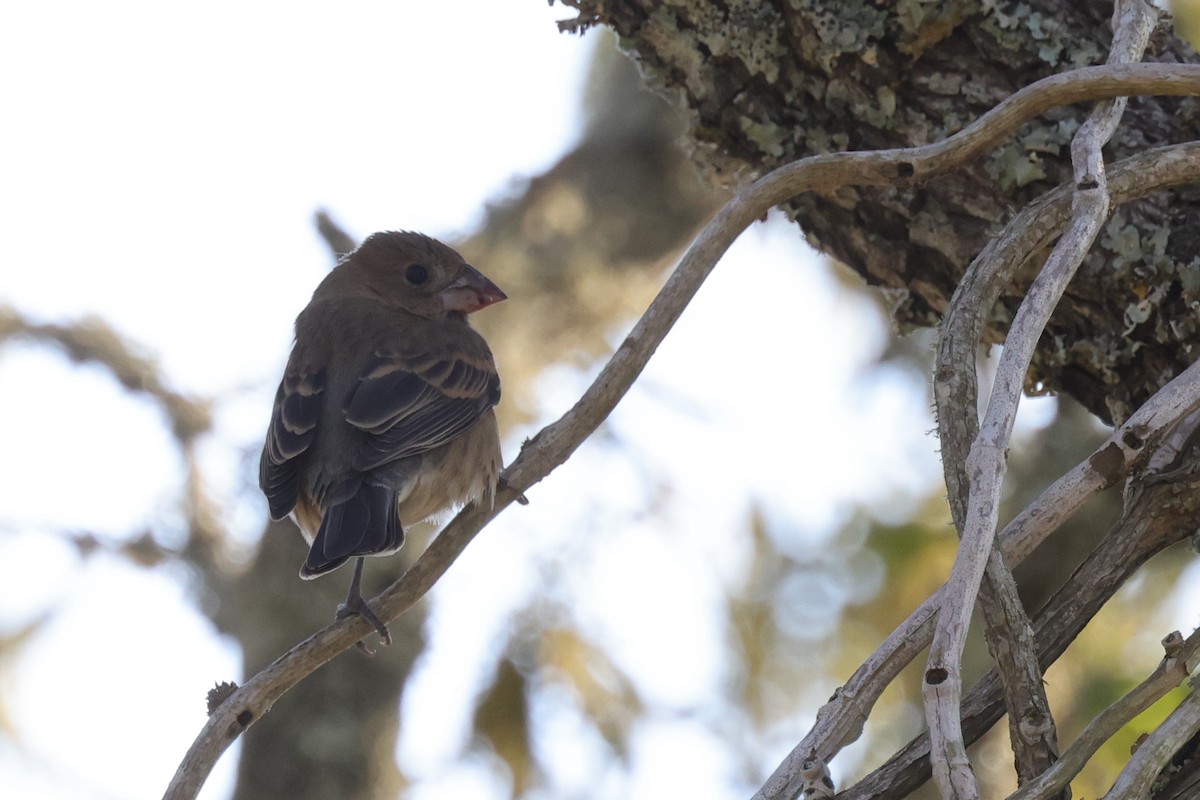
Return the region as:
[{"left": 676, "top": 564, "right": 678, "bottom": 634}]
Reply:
[{"left": 440, "top": 265, "right": 507, "bottom": 314}]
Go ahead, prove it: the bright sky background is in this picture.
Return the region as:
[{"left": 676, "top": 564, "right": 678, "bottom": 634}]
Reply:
[{"left": 6, "top": 3, "right": 1189, "bottom": 800}]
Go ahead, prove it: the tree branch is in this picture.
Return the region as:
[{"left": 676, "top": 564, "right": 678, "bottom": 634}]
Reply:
[
  {"left": 925, "top": 4, "right": 1158, "bottom": 797},
  {"left": 164, "top": 62, "right": 1200, "bottom": 800},
  {"left": 0, "top": 307, "right": 225, "bottom": 568},
  {"left": 1008, "top": 630, "right": 1200, "bottom": 800},
  {"left": 1101, "top": 684, "right": 1200, "bottom": 799}
]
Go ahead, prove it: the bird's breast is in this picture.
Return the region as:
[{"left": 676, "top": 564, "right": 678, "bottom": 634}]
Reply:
[{"left": 395, "top": 411, "right": 502, "bottom": 526}]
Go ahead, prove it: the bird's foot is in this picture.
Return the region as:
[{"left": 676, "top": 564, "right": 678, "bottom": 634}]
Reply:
[
  {"left": 338, "top": 557, "right": 391, "bottom": 655},
  {"left": 336, "top": 594, "right": 392, "bottom": 655}
]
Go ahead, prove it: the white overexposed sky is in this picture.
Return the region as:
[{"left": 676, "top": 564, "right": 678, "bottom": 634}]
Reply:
[{"left": 4, "top": 4, "right": 1184, "bottom": 800}]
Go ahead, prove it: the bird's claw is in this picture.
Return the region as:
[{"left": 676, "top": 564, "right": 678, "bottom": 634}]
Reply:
[{"left": 336, "top": 595, "right": 392, "bottom": 655}]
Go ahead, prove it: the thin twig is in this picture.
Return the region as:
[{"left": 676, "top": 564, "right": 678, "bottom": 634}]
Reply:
[
  {"left": 1101, "top": 685, "right": 1200, "bottom": 799},
  {"left": 164, "top": 63, "right": 1200, "bottom": 800}
]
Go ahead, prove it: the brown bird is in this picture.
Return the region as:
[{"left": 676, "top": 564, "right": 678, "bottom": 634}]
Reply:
[{"left": 260, "top": 231, "right": 505, "bottom": 646}]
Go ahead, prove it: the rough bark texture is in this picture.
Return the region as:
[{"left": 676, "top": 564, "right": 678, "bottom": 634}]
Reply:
[{"left": 557, "top": 0, "right": 1200, "bottom": 426}]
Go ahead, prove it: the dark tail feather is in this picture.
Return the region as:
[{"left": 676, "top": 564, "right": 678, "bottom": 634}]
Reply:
[{"left": 300, "top": 483, "right": 404, "bottom": 578}]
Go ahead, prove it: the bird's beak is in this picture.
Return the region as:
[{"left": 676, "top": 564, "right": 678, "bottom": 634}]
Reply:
[{"left": 441, "top": 265, "right": 507, "bottom": 314}]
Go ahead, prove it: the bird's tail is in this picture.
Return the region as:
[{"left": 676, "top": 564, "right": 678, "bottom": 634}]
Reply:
[{"left": 300, "top": 483, "right": 404, "bottom": 578}]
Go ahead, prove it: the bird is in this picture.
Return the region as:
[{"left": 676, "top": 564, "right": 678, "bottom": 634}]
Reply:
[{"left": 259, "top": 230, "right": 505, "bottom": 648}]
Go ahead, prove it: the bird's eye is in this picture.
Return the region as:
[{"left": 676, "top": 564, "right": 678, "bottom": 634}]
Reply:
[{"left": 405, "top": 264, "right": 429, "bottom": 285}]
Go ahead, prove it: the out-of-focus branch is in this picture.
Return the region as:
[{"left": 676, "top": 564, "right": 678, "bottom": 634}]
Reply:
[
  {"left": 0, "top": 306, "right": 225, "bottom": 567},
  {"left": 0, "top": 307, "right": 210, "bottom": 441},
  {"left": 164, "top": 62, "right": 1200, "bottom": 800},
  {"left": 314, "top": 209, "right": 356, "bottom": 259}
]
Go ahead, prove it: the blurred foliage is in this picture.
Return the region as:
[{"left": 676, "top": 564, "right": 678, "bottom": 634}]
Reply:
[
  {"left": 473, "top": 657, "right": 534, "bottom": 795},
  {"left": 534, "top": 622, "right": 642, "bottom": 756},
  {"left": 1175, "top": 0, "right": 1200, "bottom": 50}
]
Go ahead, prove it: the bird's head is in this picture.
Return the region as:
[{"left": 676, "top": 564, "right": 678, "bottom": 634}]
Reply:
[{"left": 349, "top": 230, "right": 506, "bottom": 319}]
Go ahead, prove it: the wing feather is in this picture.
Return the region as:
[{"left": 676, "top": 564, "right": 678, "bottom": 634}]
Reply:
[
  {"left": 259, "top": 369, "right": 325, "bottom": 519},
  {"left": 346, "top": 349, "right": 499, "bottom": 472}
]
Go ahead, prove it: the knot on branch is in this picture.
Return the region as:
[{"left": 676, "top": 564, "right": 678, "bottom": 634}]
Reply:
[{"left": 205, "top": 681, "right": 239, "bottom": 715}]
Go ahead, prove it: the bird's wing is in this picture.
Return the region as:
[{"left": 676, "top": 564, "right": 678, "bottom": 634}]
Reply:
[
  {"left": 346, "top": 348, "right": 500, "bottom": 471},
  {"left": 259, "top": 368, "right": 325, "bottom": 519}
]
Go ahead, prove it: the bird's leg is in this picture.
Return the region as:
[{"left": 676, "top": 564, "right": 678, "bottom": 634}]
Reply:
[{"left": 336, "top": 557, "right": 392, "bottom": 654}]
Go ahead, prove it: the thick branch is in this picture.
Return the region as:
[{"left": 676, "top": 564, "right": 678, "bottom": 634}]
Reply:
[{"left": 561, "top": 1, "right": 1199, "bottom": 426}]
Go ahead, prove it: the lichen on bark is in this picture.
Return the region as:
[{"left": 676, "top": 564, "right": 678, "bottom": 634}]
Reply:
[{"left": 556, "top": 0, "right": 1200, "bottom": 424}]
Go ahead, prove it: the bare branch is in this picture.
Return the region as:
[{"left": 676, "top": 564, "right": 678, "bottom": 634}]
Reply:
[
  {"left": 0, "top": 307, "right": 211, "bottom": 442},
  {"left": 924, "top": 4, "right": 1158, "bottom": 795},
  {"left": 1101, "top": 685, "right": 1200, "bottom": 799},
  {"left": 974, "top": 3, "right": 1161, "bottom": 790},
  {"left": 164, "top": 63, "right": 1200, "bottom": 800},
  {"left": 313, "top": 209, "right": 356, "bottom": 259},
  {"left": 1008, "top": 630, "right": 1200, "bottom": 800}
]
